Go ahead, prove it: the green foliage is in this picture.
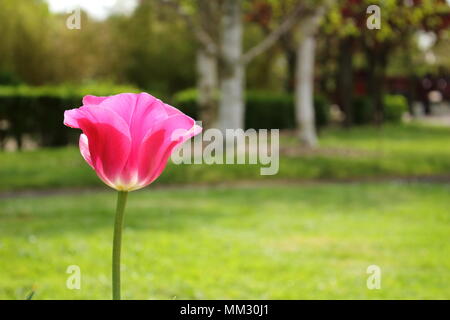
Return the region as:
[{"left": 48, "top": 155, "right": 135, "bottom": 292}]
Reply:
[
  {"left": 172, "top": 88, "right": 201, "bottom": 119},
  {"left": 0, "top": 0, "right": 54, "bottom": 84},
  {"left": 384, "top": 94, "right": 408, "bottom": 123},
  {"left": 314, "top": 94, "right": 330, "bottom": 128},
  {"left": 0, "top": 84, "right": 140, "bottom": 147},
  {"left": 245, "top": 91, "right": 296, "bottom": 129},
  {"left": 110, "top": 1, "right": 197, "bottom": 96},
  {"left": 0, "top": 83, "right": 140, "bottom": 99},
  {"left": 0, "top": 0, "right": 197, "bottom": 93},
  {"left": 353, "top": 96, "right": 373, "bottom": 125},
  {"left": 353, "top": 94, "right": 408, "bottom": 125},
  {"left": 0, "top": 71, "right": 22, "bottom": 85},
  {"left": 324, "top": 0, "right": 450, "bottom": 42},
  {"left": 173, "top": 89, "right": 330, "bottom": 129}
]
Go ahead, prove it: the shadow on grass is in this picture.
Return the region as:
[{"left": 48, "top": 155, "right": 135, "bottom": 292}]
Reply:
[{"left": 1, "top": 182, "right": 446, "bottom": 238}]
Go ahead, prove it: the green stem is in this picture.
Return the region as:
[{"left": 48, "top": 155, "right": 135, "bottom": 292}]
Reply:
[{"left": 112, "top": 191, "right": 128, "bottom": 300}]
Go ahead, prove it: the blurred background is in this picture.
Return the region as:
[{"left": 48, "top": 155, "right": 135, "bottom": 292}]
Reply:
[{"left": 0, "top": 0, "right": 449, "bottom": 300}]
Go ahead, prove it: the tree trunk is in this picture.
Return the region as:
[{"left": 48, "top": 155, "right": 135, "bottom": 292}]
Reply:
[
  {"left": 218, "top": 0, "right": 245, "bottom": 132},
  {"left": 295, "top": 9, "right": 324, "bottom": 148},
  {"left": 337, "top": 37, "right": 354, "bottom": 126},
  {"left": 374, "top": 52, "right": 388, "bottom": 124},
  {"left": 279, "top": 32, "right": 296, "bottom": 93},
  {"left": 366, "top": 46, "right": 388, "bottom": 125},
  {"left": 196, "top": 48, "right": 218, "bottom": 129},
  {"left": 296, "top": 33, "right": 318, "bottom": 147},
  {"left": 285, "top": 50, "right": 296, "bottom": 93},
  {"left": 404, "top": 47, "right": 415, "bottom": 116}
]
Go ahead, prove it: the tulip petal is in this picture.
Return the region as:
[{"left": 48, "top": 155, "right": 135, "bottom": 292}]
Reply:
[
  {"left": 96, "top": 93, "right": 168, "bottom": 137},
  {"left": 128, "top": 93, "right": 170, "bottom": 143},
  {"left": 145, "top": 124, "right": 202, "bottom": 185},
  {"left": 136, "top": 114, "right": 201, "bottom": 189},
  {"left": 64, "top": 106, "right": 131, "bottom": 189},
  {"left": 163, "top": 103, "right": 188, "bottom": 117},
  {"left": 79, "top": 133, "right": 94, "bottom": 169},
  {"left": 82, "top": 95, "right": 108, "bottom": 106}
]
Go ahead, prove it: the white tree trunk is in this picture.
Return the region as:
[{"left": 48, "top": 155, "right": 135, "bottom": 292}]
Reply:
[
  {"left": 219, "top": 0, "right": 245, "bottom": 132},
  {"left": 196, "top": 48, "right": 218, "bottom": 129},
  {"left": 295, "top": 33, "right": 318, "bottom": 147},
  {"left": 295, "top": 9, "right": 325, "bottom": 148}
]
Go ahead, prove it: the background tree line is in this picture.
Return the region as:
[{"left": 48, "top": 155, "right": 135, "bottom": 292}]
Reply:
[{"left": 0, "top": 0, "right": 449, "bottom": 148}]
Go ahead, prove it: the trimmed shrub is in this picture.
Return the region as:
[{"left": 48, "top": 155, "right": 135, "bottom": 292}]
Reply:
[
  {"left": 172, "top": 88, "right": 200, "bottom": 119},
  {"left": 0, "top": 84, "right": 140, "bottom": 148},
  {"left": 173, "top": 88, "right": 330, "bottom": 130},
  {"left": 353, "top": 94, "right": 407, "bottom": 125},
  {"left": 245, "top": 91, "right": 296, "bottom": 129},
  {"left": 0, "top": 71, "right": 22, "bottom": 86},
  {"left": 314, "top": 94, "right": 330, "bottom": 128},
  {"left": 353, "top": 96, "right": 373, "bottom": 125},
  {"left": 384, "top": 94, "right": 407, "bottom": 123}
]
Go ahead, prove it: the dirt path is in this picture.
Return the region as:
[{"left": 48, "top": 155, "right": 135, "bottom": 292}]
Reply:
[
  {"left": 1, "top": 175, "right": 449, "bottom": 200},
  {"left": 413, "top": 103, "right": 450, "bottom": 127},
  {"left": 417, "top": 115, "right": 450, "bottom": 127}
]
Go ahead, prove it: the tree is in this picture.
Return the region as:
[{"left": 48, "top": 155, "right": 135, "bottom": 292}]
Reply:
[
  {"left": 247, "top": 0, "right": 332, "bottom": 147},
  {"left": 295, "top": 6, "right": 326, "bottom": 147},
  {"left": 196, "top": 0, "right": 220, "bottom": 128},
  {"left": 159, "top": 0, "right": 221, "bottom": 129},
  {"left": 0, "top": 0, "right": 55, "bottom": 84},
  {"left": 218, "top": 0, "right": 245, "bottom": 132},
  {"left": 246, "top": 0, "right": 306, "bottom": 93},
  {"left": 219, "top": 0, "right": 307, "bottom": 133},
  {"left": 249, "top": 1, "right": 332, "bottom": 147},
  {"left": 325, "top": 0, "right": 450, "bottom": 123},
  {"left": 112, "top": 1, "right": 197, "bottom": 94},
  {"left": 164, "top": 0, "right": 306, "bottom": 132}
]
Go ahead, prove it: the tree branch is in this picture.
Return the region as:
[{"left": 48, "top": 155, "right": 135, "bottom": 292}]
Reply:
[
  {"left": 241, "top": 3, "right": 310, "bottom": 65},
  {"left": 159, "top": 0, "right": 218, "bottom": 55}
]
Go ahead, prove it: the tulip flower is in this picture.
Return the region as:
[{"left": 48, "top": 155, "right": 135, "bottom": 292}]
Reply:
[{"left": 64, "top": 92, "right": 201, "bottom": 299}]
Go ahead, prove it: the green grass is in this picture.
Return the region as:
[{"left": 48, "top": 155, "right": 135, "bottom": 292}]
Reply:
[
  {"left": 0, "top": 182, "right": 449, "bottom": 299},
  {"left": 0, "top": 123, "right": 449, "bottom": 191}
]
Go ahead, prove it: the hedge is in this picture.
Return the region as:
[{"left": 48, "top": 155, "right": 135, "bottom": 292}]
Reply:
[
  {"left": 0, "top": 84, "right": 140, "bottom": 149},
  {"left": 384, "top": 95, "right": 408, "bottom": 123},
  {"left": 1, "top": 84, "right": 406, "bottom": 150},
  {"left": 353, "top": 94, "right": 408, "bottom": 124},
  {"left": 173, "top": 89, "right": 330, "bottom": 130}
]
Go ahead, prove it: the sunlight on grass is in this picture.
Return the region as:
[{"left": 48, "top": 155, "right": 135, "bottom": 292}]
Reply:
[{"left": 0, "top": 123, "right": 449, "bottom": 191}]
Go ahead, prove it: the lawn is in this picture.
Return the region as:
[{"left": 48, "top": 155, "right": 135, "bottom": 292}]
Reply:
[
  {"left": 0, "top": 123, "right": 449, "bottom": 191},
  {"left": 0, "top": 182, "right": 449, "bottom": 299}
]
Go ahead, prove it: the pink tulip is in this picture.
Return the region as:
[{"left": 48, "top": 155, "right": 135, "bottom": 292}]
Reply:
[
  {"left": 64, "top": 92, "right": 201, "bottom": 191},
  {"left": 64, "top": 92, "right": 201, "bottom": 299}
]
